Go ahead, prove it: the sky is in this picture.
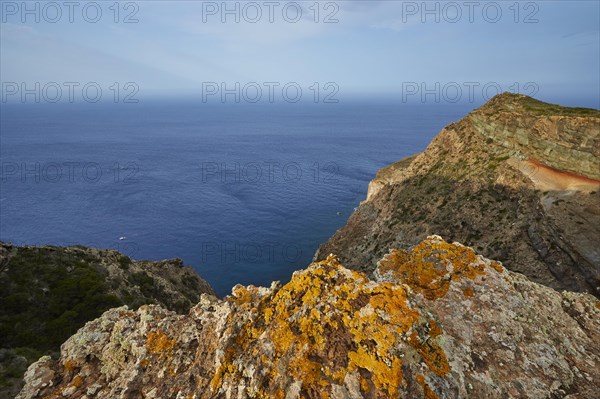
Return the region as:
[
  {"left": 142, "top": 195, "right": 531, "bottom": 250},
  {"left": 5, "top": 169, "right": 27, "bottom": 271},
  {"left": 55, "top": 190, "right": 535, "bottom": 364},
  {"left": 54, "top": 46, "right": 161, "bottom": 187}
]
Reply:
[{"left": 1, "top": 0, "right": 599, "bottom": 106}]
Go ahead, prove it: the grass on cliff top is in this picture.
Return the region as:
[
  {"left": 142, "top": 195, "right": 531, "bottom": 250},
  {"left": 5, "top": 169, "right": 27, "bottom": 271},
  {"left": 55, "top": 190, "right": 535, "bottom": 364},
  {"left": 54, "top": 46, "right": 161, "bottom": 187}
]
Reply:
[
  {"left": 484, "top": 93, "right": 600, "bottom": 117},
  {"left": 518, "top": 96, "right": 600, "bottom": 117}
]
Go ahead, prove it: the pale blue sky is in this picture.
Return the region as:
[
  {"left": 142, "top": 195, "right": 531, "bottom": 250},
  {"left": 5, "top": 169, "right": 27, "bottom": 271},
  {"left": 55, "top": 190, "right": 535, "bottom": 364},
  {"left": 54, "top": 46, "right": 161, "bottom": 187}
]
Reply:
[{"left": 1, "top": 1, "right": 599, "bottom": 105}]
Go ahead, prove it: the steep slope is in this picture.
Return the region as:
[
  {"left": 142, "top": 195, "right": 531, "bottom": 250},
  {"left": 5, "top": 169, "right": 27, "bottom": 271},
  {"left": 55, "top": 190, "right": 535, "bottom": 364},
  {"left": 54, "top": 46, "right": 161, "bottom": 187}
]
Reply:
[
  {"left": 0, "top": 243, "right": 215, "bottom": 398},
  {"left": 17, "top": 237, "right": 600, "bottom": 399},
  {"left": 316, "top": 94, "right": 600, "bottom": 296}
]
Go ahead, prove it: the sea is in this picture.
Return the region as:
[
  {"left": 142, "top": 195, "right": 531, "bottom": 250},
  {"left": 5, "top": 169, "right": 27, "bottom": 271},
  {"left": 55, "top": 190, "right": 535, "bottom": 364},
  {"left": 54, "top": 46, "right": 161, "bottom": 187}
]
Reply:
[{"left": 0, "top": 100, "right": 473, "bottom": 296}]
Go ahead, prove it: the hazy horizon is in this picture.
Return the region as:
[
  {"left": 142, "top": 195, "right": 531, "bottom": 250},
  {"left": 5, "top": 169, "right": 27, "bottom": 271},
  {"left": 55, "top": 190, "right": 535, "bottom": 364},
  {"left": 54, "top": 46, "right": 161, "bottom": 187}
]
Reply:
[{"left": 2, "top": 1, "right": 599, "bottom": 107}]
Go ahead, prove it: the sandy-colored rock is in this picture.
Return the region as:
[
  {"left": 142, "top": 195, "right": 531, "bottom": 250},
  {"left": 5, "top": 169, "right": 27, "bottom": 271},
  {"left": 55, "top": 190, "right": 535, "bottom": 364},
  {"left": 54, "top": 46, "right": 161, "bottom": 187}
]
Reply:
[{"left": 17, "top": 237, "right": 600, "bottom": 399}]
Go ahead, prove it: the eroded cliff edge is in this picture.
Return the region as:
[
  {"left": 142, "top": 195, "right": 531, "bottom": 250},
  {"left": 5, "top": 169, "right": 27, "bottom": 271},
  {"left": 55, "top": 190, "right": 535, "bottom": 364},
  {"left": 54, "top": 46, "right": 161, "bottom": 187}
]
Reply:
[
  {"left": 17, "top": 236, "right": 600, "bottom": 399},
  {"left": 316, "top": 93, "right": 600, "bottom": 296}
]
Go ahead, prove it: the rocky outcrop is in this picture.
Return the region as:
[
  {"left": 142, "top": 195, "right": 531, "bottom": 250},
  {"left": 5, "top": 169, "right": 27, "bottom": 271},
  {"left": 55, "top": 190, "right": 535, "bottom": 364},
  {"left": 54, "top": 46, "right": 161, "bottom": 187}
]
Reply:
[
  {"left": 316, "top": 94, "right": 600, "bottom": 297},
  {"left": 0, "top": 243, "right": 215, "bottom": 398},
  {"left": 17, "top": 237, "right": 600, "bottom": 399}
]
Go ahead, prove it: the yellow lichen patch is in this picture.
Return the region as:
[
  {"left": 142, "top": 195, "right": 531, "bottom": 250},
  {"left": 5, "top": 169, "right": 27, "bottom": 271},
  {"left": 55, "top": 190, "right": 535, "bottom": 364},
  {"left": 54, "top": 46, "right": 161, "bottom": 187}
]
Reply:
[
  {"left": 348, "top": 348, "right": 403, "bottom": 394},
  {"left": 71, "top": 375, "right": 83, "bottom": 388},
  {"left": 359, "top": 376, "right": 371, "bottom": 395},
  {"left": 428, "top": 320, "right": 443, "bottom": 338},
  {"left": 146, "top": 330, "right": 176, "bottom": 357},
  {"left": 490, "top": 261, "right": 504, "bottom": 273},
  {"left": 119, "top": 310, "right": 136, "bottom": 317},
  {"left": 596, "top": 301, "right": 600, "bottom": 310},
  {"left": 378, "top": 237, "right": 485, "bottom": 300},
  {"left": 63, "top": 359, "right": 76, "bottom": 372},
  {"left": 231, "top": 285, "right": 254, "bottom": 306},
  {"left": 344, "top": 283, "right": 419, "bottom": 395},
  {"left": 416, "top": 374, "right": 440, "bottom": 399},
  {"left": 211, "top": 255, "right": 422, "bottom": 397},
  {"left": 408, "top": 331, "right": 450, "bottom": 377},
  {"left": 462, "top": 287, "right": 475, "bottom": 298}
]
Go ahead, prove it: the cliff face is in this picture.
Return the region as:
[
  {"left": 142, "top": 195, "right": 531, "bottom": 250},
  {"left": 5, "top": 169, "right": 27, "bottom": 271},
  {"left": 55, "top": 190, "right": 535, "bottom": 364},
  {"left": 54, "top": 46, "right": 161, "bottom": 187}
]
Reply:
[
  {"left": 0, "top": 243, "right": 215, "bottom": 397},
  {"left": 316, "top": 94, "right": 600, "bottom": 297},
  {"left": 17, "top": 237, "right": 600, "bottom": 399}
]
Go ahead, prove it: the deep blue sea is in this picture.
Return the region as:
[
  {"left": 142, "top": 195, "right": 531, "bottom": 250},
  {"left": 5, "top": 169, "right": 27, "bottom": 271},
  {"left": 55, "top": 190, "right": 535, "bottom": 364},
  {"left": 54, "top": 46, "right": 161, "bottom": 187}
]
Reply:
[{"left": 0, "top": 100, "right": 472, "bottom": 296}]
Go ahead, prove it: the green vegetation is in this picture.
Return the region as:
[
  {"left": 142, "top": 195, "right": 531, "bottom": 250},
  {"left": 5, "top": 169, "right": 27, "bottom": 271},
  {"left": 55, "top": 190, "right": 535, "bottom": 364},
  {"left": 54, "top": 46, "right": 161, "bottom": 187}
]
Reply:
[
  {"left": 0, "top": 246, "right": 178, "bottom": 391},
  {"left": 128, "top": 271, "right": 179, "bottom": 311},
  {"left": 0, "top": 247, "right": 124, "bottom": 352},
  {"left": 0, "top": 247, "right": 127, "bottom": 390},
  {"left": 118, "top": 254, "right": 132, "bottom": 269},
  {"left": 0, "top": 244, "right": 207, "bottom": 393},
  {"left": 518, "top": 96, "right": 600, "bottom": 117}
]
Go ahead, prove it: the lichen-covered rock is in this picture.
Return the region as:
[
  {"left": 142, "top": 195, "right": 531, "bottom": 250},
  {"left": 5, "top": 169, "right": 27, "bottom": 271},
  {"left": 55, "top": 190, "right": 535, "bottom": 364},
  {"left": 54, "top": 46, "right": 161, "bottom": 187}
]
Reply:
[{"left": 17, "top": 237, "right": 600, "bottom": 399}]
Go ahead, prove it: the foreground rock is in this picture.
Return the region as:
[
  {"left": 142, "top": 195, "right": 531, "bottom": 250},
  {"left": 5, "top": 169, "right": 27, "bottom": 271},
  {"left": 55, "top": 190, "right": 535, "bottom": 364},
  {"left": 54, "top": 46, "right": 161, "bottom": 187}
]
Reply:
[
  {"left": 18, "top": 237, "right": 600, "bottom": 399},
  {"left": 0, "top": 243, "right": 215, "bottom": 398},
  {"left": 316, "top": 94, "right": 600, "bottom": 297}
]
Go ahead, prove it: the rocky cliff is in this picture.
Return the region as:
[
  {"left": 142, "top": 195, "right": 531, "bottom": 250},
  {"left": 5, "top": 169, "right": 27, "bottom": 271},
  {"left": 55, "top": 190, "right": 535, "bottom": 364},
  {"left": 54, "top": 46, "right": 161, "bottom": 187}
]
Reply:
[
  {"left": 0, "top": 243, "right": 215, "bottom": 398},
  {"left": 316, "top": 93, "right": 600, "bottom": 297},
  {"left": 16, "top": 236, "right": 600, "bottom": 399}
]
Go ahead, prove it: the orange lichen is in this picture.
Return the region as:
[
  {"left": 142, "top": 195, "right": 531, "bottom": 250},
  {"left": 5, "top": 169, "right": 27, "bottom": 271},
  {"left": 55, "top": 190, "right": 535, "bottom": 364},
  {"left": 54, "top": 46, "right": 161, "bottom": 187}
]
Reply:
[
  {"left": 462, "top": 287, "right": 475, "bottom": 297},
  {"left": 71, "top": 375, "right": 83, "bottom": 388},
  {"left": 146, "top": 330, "right": 176, "bottom": 357},
  {"left": 63, "top": 359, "right": 76, "bottom": 372},
  {"left": 119, "top": 310, "right": 136, "bottom": 317},
  {"left": 359, "top": 376, "right": 371, "bottom": 395},
  {"left": 211, "top": 255, "right": 422, "bottom": 397},
  {"left": 490, "top": 261, "right": 504, "bottom": 273},
  {"left": 428, "top": 320, "right": 443, "bottom": 338},
  {"left": 408, "top": 331, "right": 450, "bottom": 377},
  {"left": 378, "top": 237, "right": 485, "bottom": 300},
  {"left": 231, "top": 285, "right": 254, "bottom": 306},
  {"left": 210, "top": 247, "right": 460, "bottom": 396},
  {"left": 416, "top": 374, "right": 440, "bottom": 399}
]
